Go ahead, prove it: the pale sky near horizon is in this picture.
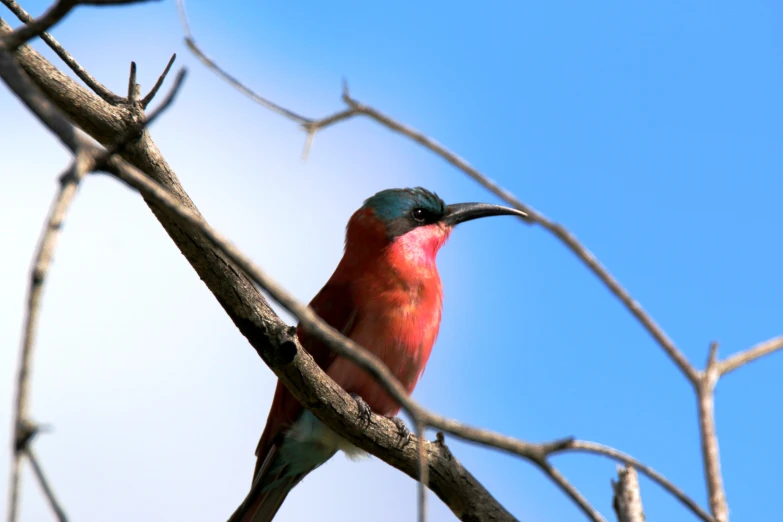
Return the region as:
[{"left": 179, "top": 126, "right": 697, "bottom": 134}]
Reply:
[{"left": 2, "top": 1, "right": 782, "bottom": 521}]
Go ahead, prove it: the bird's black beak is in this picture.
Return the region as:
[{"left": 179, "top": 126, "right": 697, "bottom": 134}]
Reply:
[{"left": 442, "top": 202, "right": 527, "bottom": 227}]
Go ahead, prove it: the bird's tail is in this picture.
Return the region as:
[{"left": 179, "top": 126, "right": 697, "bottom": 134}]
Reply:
[
  {"left": 227, "top": 446, "right": 294, "bottom": 522},
  {"left": 229, "top": 473, "right": 302, "bottom": 522},
  {"left": 228, "top": 445, "right": 323, "bottom": 522}
]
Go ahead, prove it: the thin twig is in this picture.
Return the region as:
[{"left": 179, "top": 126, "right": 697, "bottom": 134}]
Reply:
[
  {"left": 176, "top": 0, "right": 310, "bottom": 124},
  {"left": 25, "top": 448, "right": 68, "bottom": 522},
  {"left": 141, "top": 53, "right": 176, "bottom": 108},
  {"left": 1, "top": 0, "right": 82, "bottom": 51},
  {"left": 103, "top": 68, "right": 187, "bottom": 156},
  {"left": 1, "top": 0, "right": 149, "bottom": 51},
  {"left": 1, "top": 0, "right": 124, "bottom": 104},
  {"left": 536, "top": 460, "right": 605, "bottom": 522},
  {"left": 718, "top": 335, "right": 783, "bottom": 377},
  {"left": 7, "top": 151, "right": 91, "bottom": 522},
  {"left": 562, "top": 441, "right": 714, "bottom": 522},
  {"left": 127, "top": 60, "right": 138, "bottom": 102},
  {"left": 612, "top": 466, "right": 645, "bottom": 522},
  {"left": 6, "top": 456, "right": 22, "bottom": 522}
]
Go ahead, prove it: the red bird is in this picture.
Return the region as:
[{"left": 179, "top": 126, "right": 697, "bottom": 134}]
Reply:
[{"left": 232, "top": 187, "right": 524, "bottom": 521}]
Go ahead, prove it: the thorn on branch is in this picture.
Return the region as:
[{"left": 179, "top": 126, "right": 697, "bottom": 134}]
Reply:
[
  {"left": 541, "top": 436, "right": 576, "bottom": 454},
  {"left": 707, "top": 341, "right": 719, "bottom": 370},
  {"left": 127, "top": 60, "right": 139, "bottom": 102}
]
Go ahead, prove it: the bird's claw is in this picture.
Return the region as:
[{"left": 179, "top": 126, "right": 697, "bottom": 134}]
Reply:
[
  {"left": 388, "top": 416, "right": 411, "bottom": 448},
  {"left": 350, "top": 393, "right": 372, "bottom": 427}
]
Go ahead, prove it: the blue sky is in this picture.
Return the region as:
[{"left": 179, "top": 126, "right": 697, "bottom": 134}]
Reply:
[{"left": 1, "top": 1, "right": 781, "bottom": 521}]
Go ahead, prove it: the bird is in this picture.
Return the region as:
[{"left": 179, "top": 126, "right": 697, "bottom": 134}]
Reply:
[{"left": 232, "top": 187, "right": 525, "bottom": 522}]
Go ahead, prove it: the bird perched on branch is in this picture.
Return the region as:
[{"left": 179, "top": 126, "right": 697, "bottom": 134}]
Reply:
[{"left": 233, "top": 187, "right": 525, "bottom": 522}]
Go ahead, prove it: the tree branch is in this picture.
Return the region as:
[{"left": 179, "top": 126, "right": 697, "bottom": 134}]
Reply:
[
  {"left": 718, "top": 335, "right": 783, "bottom": 377},
  {"left": 6, "top": 150, "right": 91, "bottom": 522},
  {"left": 561, "top": 440, "right": 714, "bottom": 522},
  {"left": 612, "top": 466, "right": 644, "bottom": 522},
  {"left": 696, "top": 343, "right": 727, "bottom": 522},
  {"left": 1, "top": 0, "right": 123, "bottom": 103},
  {"left": 1, "top": 0, "right": 150, "bottom": 51},
  {"left": 25, "top": 448, "right": 68, "bottom": 522},
  {"left": 140, "top": 52, "right": 176, "bottom": 108}
]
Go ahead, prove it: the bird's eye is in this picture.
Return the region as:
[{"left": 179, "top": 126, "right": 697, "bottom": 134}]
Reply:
[{"left": 411, "top": 208, "right": 428, "bottom": 223}]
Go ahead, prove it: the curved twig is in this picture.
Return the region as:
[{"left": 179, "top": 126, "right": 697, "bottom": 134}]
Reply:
[{"left": 561, "top": 441, "right": 715, "bottom": 522}]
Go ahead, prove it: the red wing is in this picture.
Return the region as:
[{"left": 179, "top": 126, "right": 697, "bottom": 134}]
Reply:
[{"left": 253, "top": 281, "right": 357, "bottom": 477}]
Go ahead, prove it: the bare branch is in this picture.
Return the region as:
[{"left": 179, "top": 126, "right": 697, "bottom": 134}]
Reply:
[
  {"left": 1, "top": 0, "right": 123, "bottom": 103},
  {"left": 6, "top": 455, "right": 22, "bottom": 522},
  {"left": 536, "top": 461, "right": 605, "bottom": 522},
  {"left": 25, "top": 448, "right": 68, "bottom": 522},
  {"left": 140, "top": 53, "right": 176, "bottom": 108},
  {"left": 6, "top": 151, "right": 91, "bottom": 522},
  {"left": 718, "top": 335, "right": 783, "bottom": 377},
  {"left": 14, "top": 151, "right": 92, "bottom": 423},
  {"left": 612, "top": 466, "right": 645, "bottom": 522},
  {"left": 176, "top": 0, "right": 310, "bottom": 124},
  {"left": 561, "top": 441, "right": 714, "bottom": 522},
  {"left": 1, "top": 0, "right": 150, "bottom": 51},
  {"left": 697, "top": 343, "right": 728, "bottom": 522}
]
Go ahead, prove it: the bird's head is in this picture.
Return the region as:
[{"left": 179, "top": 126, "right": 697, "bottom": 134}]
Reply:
[{"left": 346, "top": 187, "right": 526, "bottom": 267}]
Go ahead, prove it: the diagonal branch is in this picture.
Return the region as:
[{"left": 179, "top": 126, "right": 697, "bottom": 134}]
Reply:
[
  {"left": 1, "top": 0, "right": 151, "bottom": 51},
  {"left": 176, "top": 0, "right": 310, "bottom": 124},
  {"left": 718, "top": 335, "right": 783, "bottom": 377},
  {"left": 2, "top": 0, "right": 134, "bottom": 104},
  {"left": 140, "top": 53, "right": 176, "bottom": 108},
  {"left": 25, "top": 448, "right": 68, "bottom": 522},
  {"left": 535, "top": 460, "right": 606, "bottom": 522}
]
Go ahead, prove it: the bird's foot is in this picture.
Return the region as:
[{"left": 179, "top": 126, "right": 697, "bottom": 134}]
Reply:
[
  {"left": 350, "top": 393, "right": 372, "bottom": 427},
  {"left": 388, "top": 416, "right": 412, "bottom": 448}
]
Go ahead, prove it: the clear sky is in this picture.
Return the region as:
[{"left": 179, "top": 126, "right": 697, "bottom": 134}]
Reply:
[{"left": 1, "top": 1, "right": 781, "bottom": 521}]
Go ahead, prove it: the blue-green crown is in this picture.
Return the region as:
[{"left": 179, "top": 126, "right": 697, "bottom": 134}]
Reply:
[{"left": 363, "top": 187, "right": 446, "bottom": 222}]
